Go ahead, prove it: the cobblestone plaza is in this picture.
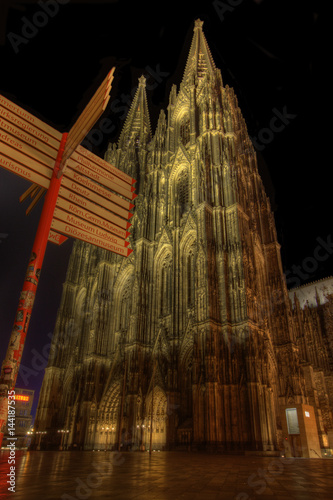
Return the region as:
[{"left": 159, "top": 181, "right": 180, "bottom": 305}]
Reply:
[{"left": 1, "top": 450, "right": 333, "bottom": 499}]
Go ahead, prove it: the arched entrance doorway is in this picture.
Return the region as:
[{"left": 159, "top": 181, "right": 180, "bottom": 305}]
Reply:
[
  {"left": 143, "top": 387, "right": 167, "bottom": 451},
  {"left": 94, "top": 382, "right": 121, "bottom": 450}
]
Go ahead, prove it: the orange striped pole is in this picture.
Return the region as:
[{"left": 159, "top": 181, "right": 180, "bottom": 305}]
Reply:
[{"left": 0, "top": 133, "right": 68, "bottom": 447}]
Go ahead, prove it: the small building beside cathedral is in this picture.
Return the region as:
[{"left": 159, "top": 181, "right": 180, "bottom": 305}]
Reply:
[
  {"left": 33, "top": 20, "right": 333, "bottom": 456},
  {"left": 2, "top": 389, "right": 34, "bottom": 449}
]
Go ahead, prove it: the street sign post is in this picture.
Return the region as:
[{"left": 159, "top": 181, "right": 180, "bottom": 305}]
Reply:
[
  {"left": 0, "top": 132, "right": 68, "bottom": 438},
  {"left": 0, "top": 67, "right": 136, "bottom": 447}
]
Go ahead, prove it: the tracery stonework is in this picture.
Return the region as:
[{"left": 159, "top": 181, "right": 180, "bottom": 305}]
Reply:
[{"left": 34, "top": 20, "right": 333, "bottom": 453}]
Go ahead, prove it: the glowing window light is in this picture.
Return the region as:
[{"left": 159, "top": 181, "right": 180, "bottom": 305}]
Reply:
[{"left": 15, "top": 395, "right": 29, "bottom": 401}]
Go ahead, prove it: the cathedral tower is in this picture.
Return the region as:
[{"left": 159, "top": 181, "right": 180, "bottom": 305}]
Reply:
[{"left": 34, "top": 20, "right": 332, "bottom": 454}]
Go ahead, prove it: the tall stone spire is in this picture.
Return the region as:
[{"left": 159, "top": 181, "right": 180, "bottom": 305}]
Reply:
[
  {"left": 182, "top": 19, "right": 217, "bottom": 85},
  {"left": 118, "top": 75, "right": 152, "bottom": 150}
]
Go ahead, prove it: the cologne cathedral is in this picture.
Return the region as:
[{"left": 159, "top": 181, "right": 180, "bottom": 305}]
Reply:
[{"left": 34, "top": 20, "right": 333, "bottom": 454}]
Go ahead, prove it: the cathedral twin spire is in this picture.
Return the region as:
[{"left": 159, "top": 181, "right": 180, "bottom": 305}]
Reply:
[
  {"left": 118, "top": 19, "right": 217, "bottom": 150},
  {"left": 118, "top": 74, "right": 152, "bottom": 150},
  {"left": 182, "top": 19, "right": 217, "bottom": 85}
]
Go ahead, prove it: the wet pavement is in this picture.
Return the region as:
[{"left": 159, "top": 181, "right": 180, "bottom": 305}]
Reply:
[{"left": 1, "top": 450, "right": 333, "bottom": 499}]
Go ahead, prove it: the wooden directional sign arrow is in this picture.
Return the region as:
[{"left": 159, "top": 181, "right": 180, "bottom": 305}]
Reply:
[
  {"left": 0, "top": 140, "right": 52, "bottom": 179},
  {"left": 0, "top": 96, "right": 60, "bottom": 194},
  {"left": 56, "top": 195, "right": 131, "bottom": 240},
  {"left": 0, "top": 115, "right": 59, "bottom": 160},
  {"left": 61, "top": 174, "right": 134, "bottom": 221},
  {"left": 76, "top": 144, "right": 135, "bottom": 186},
  {"left": 53, "top": 206, "right": 129, "bottom": 248},
  {"left": 0, "top": 95, "right": 62, "bottom": 147},
  {"left": 60, "top": 67, "right": 115, "bottom": 170},
  {"left": 0, "top": 149, "right": 50, "bottom": 189},
  {"left": 67, "top": 153, "right": 136, "bottom": 200},
  {"left": 64, "top": 167, "right": 134, "bottom": 212},
  {"left": 0, "top": 131, "right": 55, "bottom": 174},
  {"left": 57, "top": 186, "right": 131, "bottom": 230},
  {"left": 51, "top": 219, "right": 132, "bottom": 258}
]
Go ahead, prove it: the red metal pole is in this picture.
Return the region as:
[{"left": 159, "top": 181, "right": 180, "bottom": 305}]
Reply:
[{"left": 0, "top": 133, "right": 68, "bottom": 447}]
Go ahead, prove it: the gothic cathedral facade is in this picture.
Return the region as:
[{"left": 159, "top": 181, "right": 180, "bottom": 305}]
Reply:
[{"left": 34, "top": 20, "right": 333, "bottom": 454}]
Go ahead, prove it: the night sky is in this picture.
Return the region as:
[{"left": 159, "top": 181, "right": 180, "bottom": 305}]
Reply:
[{"left": 0, "top": 0, "right": 330, "bottom": 419}]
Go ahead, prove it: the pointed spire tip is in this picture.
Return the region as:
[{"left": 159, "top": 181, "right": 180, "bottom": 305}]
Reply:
[
  {"left": 138, "top": 75, "right": 146, "bottom": 88},
  {"left": 194, "top": 19, "right": 204, "bottom": 30}
]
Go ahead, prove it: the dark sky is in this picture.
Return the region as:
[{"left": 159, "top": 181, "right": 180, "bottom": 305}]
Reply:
[{"left": 0, "top": 0, "right": 330, "bottom": 419}]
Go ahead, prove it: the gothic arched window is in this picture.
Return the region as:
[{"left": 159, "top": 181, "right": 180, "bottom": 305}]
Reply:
[
  {"left": 187, "top": 251, "right": 195, "bottom": 307},
  {"left": 179, "top": 115, "right": 190, "bottom": 145},
  {"left": 119, "top": 285, "right": 131, "bottom": 330},
  {"left": 176, "top": 168, "right": 190, "bottom": 217},
  {"left": 160, "top": 255, "right": 172, "bottom": 316},
  {"left": 115, "top": 277, "right": 133, "bottom": 332},
  {"left": 187, "top": 255, "right": 193, "bottom": 306}
]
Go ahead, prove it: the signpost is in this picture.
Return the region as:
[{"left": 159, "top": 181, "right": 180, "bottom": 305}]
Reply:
[
  {"left": 0, "top": 67, "right": 136, "bottom": 447},
  {"left": 0, "top": 131, "right": 68, "bottom": 441}
]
